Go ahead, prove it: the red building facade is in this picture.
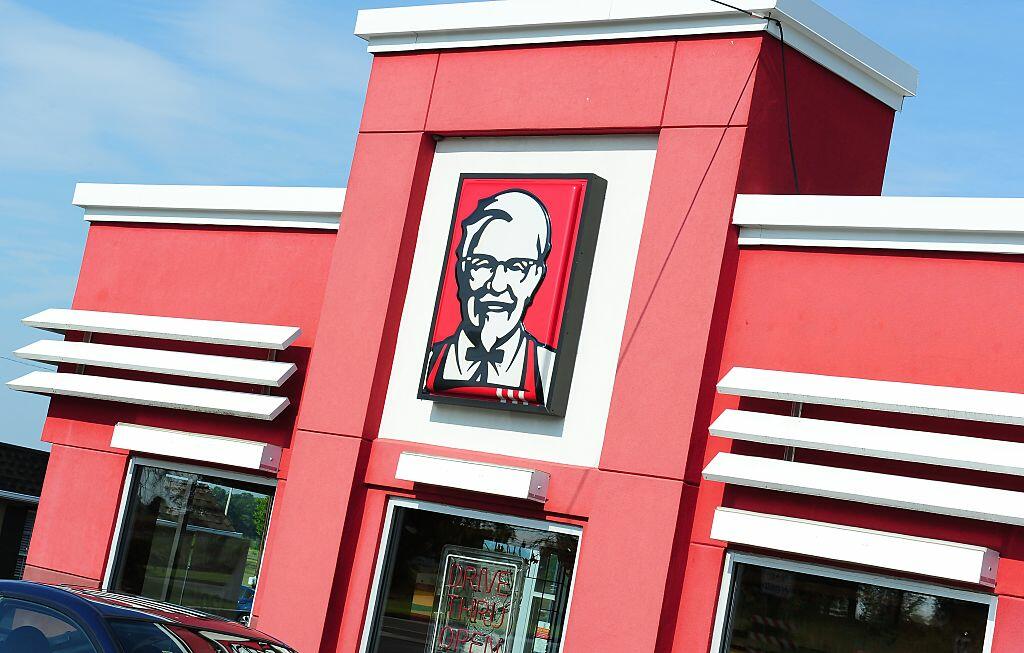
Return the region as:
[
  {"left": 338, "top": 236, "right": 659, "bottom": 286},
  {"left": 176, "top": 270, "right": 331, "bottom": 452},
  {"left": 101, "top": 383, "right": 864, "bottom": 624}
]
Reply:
[{"left": 10, "top": 2, "right": 1024, "bottom": 653}]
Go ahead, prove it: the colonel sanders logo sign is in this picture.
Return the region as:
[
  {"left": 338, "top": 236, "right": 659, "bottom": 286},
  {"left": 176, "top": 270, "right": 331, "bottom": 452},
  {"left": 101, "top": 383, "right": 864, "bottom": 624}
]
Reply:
[{"left": 419, "top": 174, "right": 606, "bottom": 416}]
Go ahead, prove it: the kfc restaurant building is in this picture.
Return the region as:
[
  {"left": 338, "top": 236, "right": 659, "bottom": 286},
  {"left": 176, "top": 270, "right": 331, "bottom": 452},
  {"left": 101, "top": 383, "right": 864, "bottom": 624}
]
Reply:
[{"left": 10, "top": 1, "right": 1024, "bottom": 652}]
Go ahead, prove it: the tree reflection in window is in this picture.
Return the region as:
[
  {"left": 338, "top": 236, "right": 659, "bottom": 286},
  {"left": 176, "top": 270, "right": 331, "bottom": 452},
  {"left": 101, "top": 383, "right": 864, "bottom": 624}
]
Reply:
[
  {"left": 721, "top": 562, "right": 989, "bottom": 653},
  {"left": 368, "top": 507, "right": 580, "bottom": 653},
  {"left": 111, "top": 465, "right": 274, "bottom": 624}
]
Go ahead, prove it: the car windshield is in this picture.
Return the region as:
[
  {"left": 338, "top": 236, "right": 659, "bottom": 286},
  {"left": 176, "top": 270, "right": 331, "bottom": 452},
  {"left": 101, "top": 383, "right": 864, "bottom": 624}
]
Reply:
[{"left": 107, "top": 619, "right": 186, "bottom": 653}]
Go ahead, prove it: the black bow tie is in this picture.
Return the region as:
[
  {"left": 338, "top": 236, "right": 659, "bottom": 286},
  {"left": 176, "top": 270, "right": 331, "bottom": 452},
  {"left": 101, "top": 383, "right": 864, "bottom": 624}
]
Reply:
[{"left": 465, "top": 346, "right": 504, "bottom": 365}]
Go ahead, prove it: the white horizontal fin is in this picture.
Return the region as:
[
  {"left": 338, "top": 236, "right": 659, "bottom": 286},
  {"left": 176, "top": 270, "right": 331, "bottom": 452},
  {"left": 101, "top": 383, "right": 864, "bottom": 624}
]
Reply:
[
  {"left": 23, "top": 309, "right": 300, "bottom": 350},
  {"left": 718, "top": 367, "right": 1024, "bottom": 426},
  {"left": 711, "top": 409, "right": 1024, "bottom": 477},
  {"left": 703, "top": 452, "right": 1024, "bottom": 527},
  {"left": 16, "top": 340, "right": 296, "bottom": 387},
  {"left": 7, "top": 371, "right": 289, "bottom": 421}
]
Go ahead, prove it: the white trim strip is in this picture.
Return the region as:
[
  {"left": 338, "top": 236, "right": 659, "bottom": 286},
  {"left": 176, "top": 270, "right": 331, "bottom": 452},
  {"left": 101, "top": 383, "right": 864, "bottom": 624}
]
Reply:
[
  {"left": 733, "top": 194, "right": 1024, "bottom": 253},
  {"left": 718, "top": 367, "right": 1024, "bottom": 426},
  {"left": 73, "top": 183, "right": 345, "bottom": 213},
  {"left": 23, "top": 309, "right": 300, "bottom": 350},
  {"left": 83, "top": 208, "right": 341, "bottom": 231},
  {"left": 354, "top": 0, "right": 917, "bottom": 110},
  {"left": 703, "top": 452, "right": 1024, "bottom": 527},
  {"left": 395, "top": 452, "right": 550, "bottom": 502},
  {"left": 710, "top": 409, "right": 1024, "bottom": 477},
  {"left": 74, "top": 184, "right": 343, "bottom": 230},
  {"left": 7, "top": 371, "right": 289, "bottom": 421},
  {"left": 16, "top": 340, "right": 296, "bottom": 387},
  {"left": 75, "top": 184, "right": 344, "bottom": 230},
  {"left": 111, "top": 423, "right": 283, "bottom": 473},
  {"left": 737, "top": 226, "right": 1024, "bottom": 254},
  {"left": 711, "top": 508, "right": 999, "bottom": 587}
]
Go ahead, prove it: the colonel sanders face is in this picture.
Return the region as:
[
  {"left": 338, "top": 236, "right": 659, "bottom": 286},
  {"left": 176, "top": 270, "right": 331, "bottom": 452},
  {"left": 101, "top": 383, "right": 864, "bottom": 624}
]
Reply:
[{"left": 456, "top": 191, "right": 552, "bottom": 351}]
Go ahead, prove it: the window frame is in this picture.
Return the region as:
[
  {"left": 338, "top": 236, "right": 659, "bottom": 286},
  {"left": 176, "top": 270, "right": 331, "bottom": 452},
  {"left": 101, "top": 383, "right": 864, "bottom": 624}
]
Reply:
[
  {"left": 101, "top": 456, "right": 278, "bottom": 621},
  {"left": 357, "top": 497, "right": 584, "bottom": 653},
  {"left": 708, "top": 550, "right": 999, "bottom": 653}
]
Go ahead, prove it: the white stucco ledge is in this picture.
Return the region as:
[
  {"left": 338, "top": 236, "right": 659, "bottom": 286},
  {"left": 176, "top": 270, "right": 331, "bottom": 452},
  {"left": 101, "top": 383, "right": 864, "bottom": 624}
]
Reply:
[
  {"left": 112, "top": 423, "right": 283, "bottom": 473},
  {"left": 711, "top": 508, "right": 999, "bottom": 587},
  {"left": 23, "top": 308, "right": 301, "bottom": 350},
  {"left": 396, "top": 452, "right": 550, "bottom": 502},
  {"left": 354, "top": 0, "right": 918, "bottom": 110},
  {"left": 718, "top": 367, "right": 1024, "bottom": 427},
  {"left": 73, "top": 183, "right": 345, "bottom": 230},
  {"left": 734, "top": 194, "right": 1024, "bottom": 254},
  {"left": 7, "top": 371, "right": 290, "bottom": 421}
]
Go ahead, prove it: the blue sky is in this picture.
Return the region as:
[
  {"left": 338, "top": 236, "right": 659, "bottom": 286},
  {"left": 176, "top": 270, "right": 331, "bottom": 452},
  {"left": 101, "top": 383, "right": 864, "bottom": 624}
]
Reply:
[{"left": 0, "top": 0, "right": 1021, "bottom": 450}]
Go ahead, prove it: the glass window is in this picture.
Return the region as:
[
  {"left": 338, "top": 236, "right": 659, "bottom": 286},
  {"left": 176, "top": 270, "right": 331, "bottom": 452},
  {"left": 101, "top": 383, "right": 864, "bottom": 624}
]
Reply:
[
  {"left": 0, "top": 598, "right": 97, "bottom": 652},
  {"left": 718, "top": 559, "right": 991, "bottom": 653},
  {"left": 108, "top": 619, "right": 186, "bottom": 653},
  {"left": 111, "top": 464, "right": 274, "bottom": 622},
  {"left": 366, "top": 503, "right": 580, "bottom": 653}
]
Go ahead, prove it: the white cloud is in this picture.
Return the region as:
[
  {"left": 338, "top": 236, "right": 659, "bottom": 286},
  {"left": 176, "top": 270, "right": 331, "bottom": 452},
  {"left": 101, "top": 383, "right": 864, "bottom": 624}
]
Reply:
[
  {"left": 165, "top": 0, "right": 367, "bottom": 94},
  {"left": 0, "top": 0, "right": 373, "bottom": 449},
  {"left": 0, "top": 0, "right": 370, "bottom": 180},
  {"left": 0, "top": 0, "right": 208, "bottom": 173}
]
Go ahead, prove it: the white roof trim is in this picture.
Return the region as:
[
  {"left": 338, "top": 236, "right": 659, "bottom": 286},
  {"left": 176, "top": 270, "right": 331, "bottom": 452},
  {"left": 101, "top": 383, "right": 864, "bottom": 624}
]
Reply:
[
  {"left": 112, "top": 423, "right": 282, "bottom": 473},
  {"left": 395, "top": 452, "right": 550, "bottom": 502},
  {"left": 718, "top": 367, "right": 1024, "bottom": 427},
  {"left": 7, "top": 371, "right": 289, "bottom": 421},
  {"left": 24, "top": 309, "right": 300, "bottom": 350},
  {"left": 734, "top": 194, "right": 1024, "bottom": 254},
  {"left": 703, "top": 452, "right": 1024, "bottom": 527},
  {"left": 711, "top": 508, "right": 999, "bottom": 587},
  {"left": 74, "top": 183, "right": 344, "bottom": 230},
  {"left": 354, "top": 0, "right": 917, "bottom": 110},
  {"left": 16, "top": 340, "right": 296, "bottom": 387},
  {"left": 711, "top": 409, "right": 1024, "bottom": 477}
]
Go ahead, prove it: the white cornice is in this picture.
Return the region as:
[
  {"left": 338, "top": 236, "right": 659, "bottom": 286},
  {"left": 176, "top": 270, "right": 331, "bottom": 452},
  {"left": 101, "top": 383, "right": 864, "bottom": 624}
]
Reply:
[
  {"left": 112, "top": 423, "right": 283, "bottom": 473},
  {"left": 712, "top": 508, "right": 999, "bottom": 587},
  {"left": 354, "top": 0, "right": 917, "bottom": 110},
  {"left": 23, "top": 308, "right": 301, "bottom": 350},
  {"left": 734, "top": 194, "right": 1024, "bottom": 254},
  {"left": 73, "top": 183, "right": 345, "bottom": 230}
]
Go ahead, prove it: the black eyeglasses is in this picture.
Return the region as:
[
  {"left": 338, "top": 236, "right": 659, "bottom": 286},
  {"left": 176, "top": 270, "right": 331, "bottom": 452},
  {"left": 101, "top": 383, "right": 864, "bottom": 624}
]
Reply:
[{"left": 461, "top": 255, "right": 540, "bottom": 282}]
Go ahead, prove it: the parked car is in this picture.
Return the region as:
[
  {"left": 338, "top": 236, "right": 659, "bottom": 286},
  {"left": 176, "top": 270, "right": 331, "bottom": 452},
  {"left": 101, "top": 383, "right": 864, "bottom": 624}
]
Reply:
[
  {"left": 0, "top": 581, "right": 296, "bottom": 652},
  {"left": 234, "top": 586, "right": 256, "bottom": 626}
]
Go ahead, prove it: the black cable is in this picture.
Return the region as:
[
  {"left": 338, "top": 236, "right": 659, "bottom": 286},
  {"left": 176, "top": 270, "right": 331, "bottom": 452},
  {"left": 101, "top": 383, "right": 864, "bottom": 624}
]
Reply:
[
  {"left": 705, "top": 0, "right": 766, "bottom": 19},
  {"left": 706, "top": 0, "right": 801, "bottom": 194},
  {"left": 775, "top": 18, "right": 801, "bottom": 194},
  {"left": 1, "top": 356, "right": 49, "bottom": 371}
]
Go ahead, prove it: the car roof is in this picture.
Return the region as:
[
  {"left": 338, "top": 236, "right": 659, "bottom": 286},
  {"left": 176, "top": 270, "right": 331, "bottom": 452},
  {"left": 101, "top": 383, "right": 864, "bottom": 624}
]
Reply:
[{"left": 0, "top": 582, "right": 285, "bottom": 645}]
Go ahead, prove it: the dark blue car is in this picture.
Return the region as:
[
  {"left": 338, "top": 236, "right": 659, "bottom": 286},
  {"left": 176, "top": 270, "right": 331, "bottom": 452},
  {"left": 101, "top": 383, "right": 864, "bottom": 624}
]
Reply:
[{"left": 0, "top": 581, "right": 296, "bottom": 652}]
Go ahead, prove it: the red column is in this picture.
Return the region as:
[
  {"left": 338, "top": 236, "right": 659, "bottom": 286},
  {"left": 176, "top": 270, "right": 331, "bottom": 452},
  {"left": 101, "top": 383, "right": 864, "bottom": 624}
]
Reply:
[
  {"left": 296, "top": 131, "right": 435, "bottom": 439},
  {"left": 562, "top": 472, "right": 685, "bottom": 652},
  {"left": 990, "top": 596, "right": 1023, "bottom": 653},
  {"left": 262, "top": 100, "right": 435, "bottom": 646},
  {"left": 251, "top": 432, "right": 364, "bottom": 652},
  {"left": 600, "top": 126, "right": 748, "bottom": 482},
  {"left": 24, "top": 443, "right": 127, "bottom": 587}
]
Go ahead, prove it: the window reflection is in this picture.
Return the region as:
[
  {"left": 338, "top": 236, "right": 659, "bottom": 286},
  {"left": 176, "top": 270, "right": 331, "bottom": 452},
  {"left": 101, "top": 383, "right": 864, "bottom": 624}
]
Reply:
[
  {"left": 368, "top": 506, "right": 579, "bottom": 653},
  {"left": 112, "top": 465, "right": 274, "bottom": 622},
  {"left": 721, "top": 562, "right": 989, "bottom": 653}
]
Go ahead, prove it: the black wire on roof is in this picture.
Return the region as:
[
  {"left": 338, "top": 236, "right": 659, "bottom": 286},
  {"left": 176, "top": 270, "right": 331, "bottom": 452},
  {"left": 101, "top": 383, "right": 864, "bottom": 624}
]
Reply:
[{"left": 707, "top": 0, "right": 802, "bottom": 194}]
